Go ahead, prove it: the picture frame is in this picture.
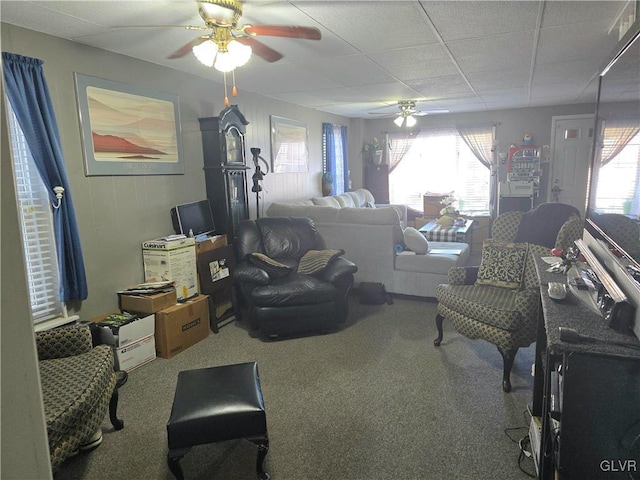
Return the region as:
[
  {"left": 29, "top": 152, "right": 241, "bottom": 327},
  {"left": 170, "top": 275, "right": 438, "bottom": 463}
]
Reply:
[
  {"left": 74, "top": 73, "right": 184, "bottom": 176},
  {"left": 270, "top": 115, "right": 309, "bottom": 173}
]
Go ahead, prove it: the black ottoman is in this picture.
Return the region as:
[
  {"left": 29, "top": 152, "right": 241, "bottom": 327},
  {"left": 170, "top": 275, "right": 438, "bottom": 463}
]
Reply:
[{"left": 166, "top": 362, "right": 269, "bottom": 479}]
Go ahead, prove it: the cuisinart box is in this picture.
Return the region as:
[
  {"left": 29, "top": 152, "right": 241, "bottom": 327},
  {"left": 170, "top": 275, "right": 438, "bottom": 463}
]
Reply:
[{"left": 142, "top": 237, "right": 198, "bottom": 301}]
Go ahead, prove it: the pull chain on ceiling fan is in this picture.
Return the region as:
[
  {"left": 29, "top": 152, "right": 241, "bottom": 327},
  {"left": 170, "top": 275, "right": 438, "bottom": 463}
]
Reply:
[{"left": 119, "top": 0, "right": 322, "bottom": 106}]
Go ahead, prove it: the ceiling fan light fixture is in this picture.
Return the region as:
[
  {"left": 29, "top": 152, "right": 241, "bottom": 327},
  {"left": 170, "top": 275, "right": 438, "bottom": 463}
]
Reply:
[
  {"left": 405, "top": 115, "right": 417, "bottom": 127},
  {"left": 394, "top": 115, "right": 405, "bottom": 127},
  {"left": 213, "top": 40, "right": 251, "bottom": 72},
  {"left": 192, "top": 40, "right": 218, "bottom": 67}
]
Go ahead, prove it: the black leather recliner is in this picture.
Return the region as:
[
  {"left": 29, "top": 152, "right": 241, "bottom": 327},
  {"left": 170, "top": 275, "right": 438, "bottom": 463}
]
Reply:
[{"left": 234, "top": 217, "right": 358, "bottom": 338}]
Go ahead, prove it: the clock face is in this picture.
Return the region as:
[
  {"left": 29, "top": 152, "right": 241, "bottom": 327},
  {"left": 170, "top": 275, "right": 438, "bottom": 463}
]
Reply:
[{"left": 225, "top": 126, "right": 244, "bottom": 165}]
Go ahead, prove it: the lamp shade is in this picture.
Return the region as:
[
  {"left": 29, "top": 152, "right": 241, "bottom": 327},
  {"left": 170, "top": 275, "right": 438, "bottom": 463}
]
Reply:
[
  {"left": 192, "top": 40, "right": 219, "bottom": 67},
  {"left": 393, "top": 116, "right": 404, "bottom": 127},
  {"left": 405, "top": 115, "right": 417, "bottom": 127}
]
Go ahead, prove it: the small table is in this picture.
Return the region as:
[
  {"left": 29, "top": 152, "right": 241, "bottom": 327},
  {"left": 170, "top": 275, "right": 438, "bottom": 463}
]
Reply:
[{"left": 418, "top": 219, "right": 474, "bottom": 243}]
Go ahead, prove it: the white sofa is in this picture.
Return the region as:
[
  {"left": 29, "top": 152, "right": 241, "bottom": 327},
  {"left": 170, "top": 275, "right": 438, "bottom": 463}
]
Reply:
[{"left": 266, "top": 190, "right": 470, "bottom": 298}]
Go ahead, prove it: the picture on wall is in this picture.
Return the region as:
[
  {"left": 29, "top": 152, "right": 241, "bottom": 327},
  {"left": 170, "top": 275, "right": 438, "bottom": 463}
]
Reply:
[
  {"left": 270, "top": 115, "right": 309, "bottom": 173},
  {"left": 75, "top": 73, "right": 184, "bottom": 176}
]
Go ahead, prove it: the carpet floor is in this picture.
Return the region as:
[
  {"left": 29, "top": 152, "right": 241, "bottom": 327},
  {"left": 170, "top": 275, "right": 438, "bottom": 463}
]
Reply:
[{"left": 56, "top": 295, "right": 537, "bottom": 480}]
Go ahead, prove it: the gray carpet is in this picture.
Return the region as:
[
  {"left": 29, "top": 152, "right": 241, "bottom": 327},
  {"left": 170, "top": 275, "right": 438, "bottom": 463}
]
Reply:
[{"left": 56, "top": 295, "right": 536, "bottom": 480}]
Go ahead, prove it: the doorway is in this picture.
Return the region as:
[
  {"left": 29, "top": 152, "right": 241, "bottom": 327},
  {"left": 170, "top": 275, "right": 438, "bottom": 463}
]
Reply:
[{"left": 549, "top": 115, "right": 595, "bottom": 216}]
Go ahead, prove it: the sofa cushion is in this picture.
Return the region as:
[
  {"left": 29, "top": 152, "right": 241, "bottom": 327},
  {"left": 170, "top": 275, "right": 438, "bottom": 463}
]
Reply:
[
  {"left": 297, "top": 249, "right": 345, "bottom": 275},
  {"left": 257, "top": 217, "right": 321, "bottom": 259},
  {"left": 334, "top": 194, "right": 356, "bottom": 208},
  {"left": 250, "top": 273, "right": 337, "bottom": 306},
  {"left": 403, "top": 227, "right": 429, "bottom": 254},
  {"left": 476, "top": 240, "right": 528, "bottom": 290},
  {"left": 312, "top": 196, "right": 341, "bottom": 208},
  {"left": 436, "top": 283, "right": 523, "bottom": 331},
  {"left": 249, "top": 253, "right": 292, "bottom": 278},
  {"left": 337, "top": 206, "right": 400, "bottom": 225},
  {"left": 346, "top": 190, "right": 367, "bottom": 207},
  {"left": 395, "top": 242, "right": 469, "bottom": 274}
]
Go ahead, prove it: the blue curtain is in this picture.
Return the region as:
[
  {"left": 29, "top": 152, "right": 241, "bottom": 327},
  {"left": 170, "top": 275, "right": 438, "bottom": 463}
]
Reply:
[
  {"left": 323, "top": 123, "right": 350, "bottom": 194},
  {"left": 3, "top": 52, "right": 88, "bottom": 301},
  {"left": 341, "top": 125, "right": 349, "bottom": 191}
]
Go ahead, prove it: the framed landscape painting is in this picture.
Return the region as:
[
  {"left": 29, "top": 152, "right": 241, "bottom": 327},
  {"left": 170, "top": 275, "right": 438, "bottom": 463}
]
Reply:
[
  {"left": 270, "top": 116, "right": 309, "bottom": 173},
  {"left": 75, "top": 74, "right": 184, "bottom": 176}
]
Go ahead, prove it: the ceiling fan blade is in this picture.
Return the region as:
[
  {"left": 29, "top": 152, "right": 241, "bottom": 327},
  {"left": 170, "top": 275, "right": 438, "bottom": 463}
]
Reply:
[
  {"left": 236, "top": 36, "right": 283, "bottom": 63},
  {"left": 243, "top": 25, "right": 321, "bottom": 40},
  {"left": 168, "top": 36, "right": 209, "bottom": 59},
  {"left": 112, "top": 24, "right": 208, "bottom": 31}
]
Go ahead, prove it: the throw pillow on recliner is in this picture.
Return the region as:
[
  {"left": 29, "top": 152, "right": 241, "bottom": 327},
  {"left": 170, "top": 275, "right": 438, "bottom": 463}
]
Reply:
[
  {"left": 297, "top": 249, "right": 345, "bottom": 275},
  {"left": 248, "top": 253, "right": 292, "bottom": 278}
]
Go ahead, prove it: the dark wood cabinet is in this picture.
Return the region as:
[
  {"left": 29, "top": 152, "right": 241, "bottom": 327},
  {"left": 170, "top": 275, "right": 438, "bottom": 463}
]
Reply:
[
  {"left": 199, "top": 106, "right": 250, "bottom": 239},
  {"left": 533, "top": 257, "right": 640, "bottom": 479},
  {"left": 364, "top": 163, "right": 389, "bottom": 203}
]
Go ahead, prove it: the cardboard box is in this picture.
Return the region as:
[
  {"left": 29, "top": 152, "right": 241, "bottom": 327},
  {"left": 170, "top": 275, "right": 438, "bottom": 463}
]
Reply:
[
  {"left": 142, "top": 237, "right": 198, "bottom": 301},
  {"left": 114, "top": 334, "right": 156, "bottom": 372},
  {"left": 118, "top": 289, "right": 177, "bottom": 315},
  {"left": 92, "top": 312, "right": 155, "bottom": 347},
  {"left": 155, "top": 294, "right": 209, "bottom": 359},
  {"left": 196, "top": 234, "right": 227, "bottom": 254},
  {"left": 423, "top": 194, "right": 448, "bottom": 216}
]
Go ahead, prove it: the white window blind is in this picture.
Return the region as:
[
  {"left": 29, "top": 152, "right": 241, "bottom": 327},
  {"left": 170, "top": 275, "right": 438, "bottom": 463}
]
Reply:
[
  {"left": 389, "top": 128, "right": 490, "bottom": 214},
  {"left": 7, "top": 104, "right": 64, "bottom": 323},
  {"left": 595, "top": 131, "right": 640, "bottom": 217}
]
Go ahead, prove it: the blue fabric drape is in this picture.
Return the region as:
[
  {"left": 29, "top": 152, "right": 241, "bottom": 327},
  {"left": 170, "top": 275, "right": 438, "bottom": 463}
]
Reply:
[
  {"left": 340, "top": 125, "right": 349, "bottom": 192},
  {"left": 3, "top": 52, "right": 88, "bottom": 301},
  {"left": 323, "top": 122, "right": 336, "bottom": 178}
]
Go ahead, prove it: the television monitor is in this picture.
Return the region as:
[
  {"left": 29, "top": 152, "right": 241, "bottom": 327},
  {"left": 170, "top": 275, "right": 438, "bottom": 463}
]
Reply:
[{"left": 172, "top": 200, "right": 215, "bottom": 237}]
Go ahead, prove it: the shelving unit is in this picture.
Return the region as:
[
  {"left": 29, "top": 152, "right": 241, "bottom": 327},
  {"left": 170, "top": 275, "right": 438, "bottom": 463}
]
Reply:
[{"left": 498, "top": 146, "right": 541, "bottom": 214}]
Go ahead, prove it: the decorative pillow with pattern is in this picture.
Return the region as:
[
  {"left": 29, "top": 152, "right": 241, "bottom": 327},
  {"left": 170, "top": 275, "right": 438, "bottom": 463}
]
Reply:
[
  {"left": 476, "top": 240, "right": 528, "bottom": 289},
  {"left": 297, "top": 249, "right": 345, "bottom": 275},
  {"left": 248, "top": 253, "right": 292, "bottom": 278}
]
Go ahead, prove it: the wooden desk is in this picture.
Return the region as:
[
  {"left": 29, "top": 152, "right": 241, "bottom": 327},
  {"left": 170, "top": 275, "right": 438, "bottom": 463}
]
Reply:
[{"left": 533, "top": 256, "right": 640, "bottom": 479}]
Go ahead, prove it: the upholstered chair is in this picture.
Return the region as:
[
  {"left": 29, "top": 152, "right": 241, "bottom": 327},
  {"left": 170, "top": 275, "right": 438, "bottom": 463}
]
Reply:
[
  {"left": 36, "top": 323, "right": 123, "bottom": 472},
  {"left": 434, "top": 204, "right": 583, "bottom": 392},
  {"left": 234, "top": 216, "right": 358, "bottom": 338}
]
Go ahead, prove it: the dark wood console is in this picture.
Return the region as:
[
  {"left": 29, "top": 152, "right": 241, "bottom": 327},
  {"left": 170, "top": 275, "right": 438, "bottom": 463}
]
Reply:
[{"left": 533, "top": 256, "right": 640, "bottom": 479}]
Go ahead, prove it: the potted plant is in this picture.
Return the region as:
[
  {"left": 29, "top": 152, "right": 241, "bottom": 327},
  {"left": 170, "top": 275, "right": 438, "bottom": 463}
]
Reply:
[{"left": 362, "top": 137, "right": 383, "bottom": 164}]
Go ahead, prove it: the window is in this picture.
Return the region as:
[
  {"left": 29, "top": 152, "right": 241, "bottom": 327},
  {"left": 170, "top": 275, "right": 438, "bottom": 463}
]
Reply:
[
  {"left": 595, "top": 130, "right": 640, "bottom": 216},
  {"left": 389, "top": 128, "right": 491, "bottom": 215},
  {"left": 6, "top": 103, "right": 64, "bottom": 324},
  {"left": 322, "top": 124, "right": 348, "bottom": 194}
]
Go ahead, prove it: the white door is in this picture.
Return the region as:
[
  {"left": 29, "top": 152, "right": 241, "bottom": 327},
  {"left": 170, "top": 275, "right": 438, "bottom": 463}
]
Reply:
[{"left": 550, "top": 115, "right": 595, "bottom": 216}]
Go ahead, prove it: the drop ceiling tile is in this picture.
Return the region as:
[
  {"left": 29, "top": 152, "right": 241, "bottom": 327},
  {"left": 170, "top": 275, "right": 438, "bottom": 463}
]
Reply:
[
  {"left": 422, "top": 0, "right": 540, "bottom": 42},
  {"left": 533, "top": 59, "right": 599, "bottom": 85},
  {"left": 295, "top": 1, "right": 440, "bottom": 53},
  {"left": 235, "top": 62, "right": 341, "bottom": 95},
  {"left": 449, "top": 32, "right": 534, "bottom": 74},
  {"left": 297, "top": 55, "right": 398, "bottom": 87},
  {"left": 466, "top": 68, "right": 530, "bottom": 91},
  {"left": 541, "top": 1, "right": 625, "bottom": 28},
  {"left": 405, "top": 74, "right": 474, "bottom": 99},
  {"left": 355, "top": 82, "right": 426, "bottom": 103},
  {"left": 536, "top": 23, "right": 620, "bottom": 65},
  {"left": 368, "top": 44, "right": 458, "bottom": 81}
]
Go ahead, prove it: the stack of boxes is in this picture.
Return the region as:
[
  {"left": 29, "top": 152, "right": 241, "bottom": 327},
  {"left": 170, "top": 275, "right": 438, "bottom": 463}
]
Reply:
[{"left": 91, "top": 235, "right": 212, "bottom": 371}]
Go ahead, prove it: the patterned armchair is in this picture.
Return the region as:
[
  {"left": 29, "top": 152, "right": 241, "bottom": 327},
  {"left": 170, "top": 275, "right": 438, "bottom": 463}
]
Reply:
[
  {"left": 434, "top": 204, "right": 583, "bottom": 392},
  {"left": 36, "top": 323, "right": 124, "bottom": 472}
]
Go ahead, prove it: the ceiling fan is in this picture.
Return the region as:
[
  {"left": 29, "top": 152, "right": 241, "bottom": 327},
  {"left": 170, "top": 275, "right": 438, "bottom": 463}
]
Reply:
[
  {"left": 163, "top": 0, "right": 321, "bottom": 68},
  {"left": 369, "top": 101, "right": 447, "bottom": 127},
  {"left": 120, "top": 0, "right": 321, "bottom": 105}
]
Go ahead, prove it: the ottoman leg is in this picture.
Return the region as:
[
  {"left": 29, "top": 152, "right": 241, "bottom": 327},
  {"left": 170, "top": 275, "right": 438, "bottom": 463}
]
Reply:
[
  {"left": 167, "top": 447, "right": 190, "bottom": 480},
  {"left": 248, "top": 436, "right": 270, "bottom": 480}
]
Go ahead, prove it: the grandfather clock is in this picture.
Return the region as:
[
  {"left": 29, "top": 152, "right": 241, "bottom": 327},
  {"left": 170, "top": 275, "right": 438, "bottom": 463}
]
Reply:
[{"left": 199, "top": 106, "right": 250, "bottom": 239}]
